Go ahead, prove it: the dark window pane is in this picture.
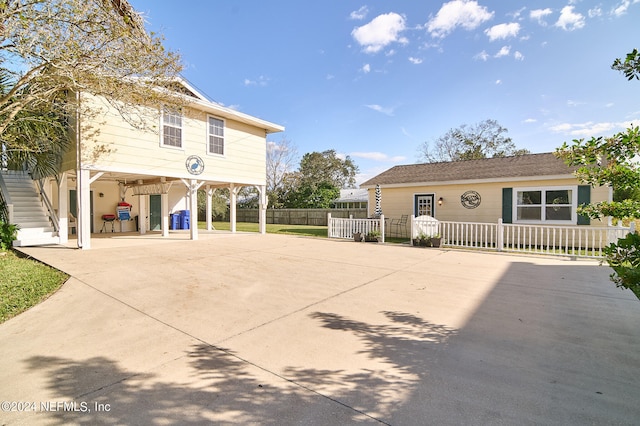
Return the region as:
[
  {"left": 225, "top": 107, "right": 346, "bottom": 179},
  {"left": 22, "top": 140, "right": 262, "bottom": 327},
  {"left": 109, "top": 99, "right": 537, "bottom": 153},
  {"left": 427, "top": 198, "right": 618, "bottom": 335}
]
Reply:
[
  {"left": 545, "top": 206, "right": 571, "bottom": 221},
  {"left": 546, "top": 190, "right": 570, "bottom": 205},
  {"left": 517, "top": 191, "right": 541, "bottom": 205},
  {"left": 517, "top": 206, "right": 541, "bottom": 220}
]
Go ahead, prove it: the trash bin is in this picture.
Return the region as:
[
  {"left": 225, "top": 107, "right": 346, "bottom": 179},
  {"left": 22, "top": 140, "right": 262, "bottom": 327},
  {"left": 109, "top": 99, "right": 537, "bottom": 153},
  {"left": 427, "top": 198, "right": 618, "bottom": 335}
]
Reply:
[
  {"left": 180, "top": 210, "right": 190, "bottom": 230},
  {"left": 170, "top": 213, "right": 180, "bottom": 230}
]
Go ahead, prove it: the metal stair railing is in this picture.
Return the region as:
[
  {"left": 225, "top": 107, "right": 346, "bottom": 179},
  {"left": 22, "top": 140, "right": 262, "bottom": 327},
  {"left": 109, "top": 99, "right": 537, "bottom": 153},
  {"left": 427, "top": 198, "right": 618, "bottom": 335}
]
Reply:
[{"left": 35, "top": 178, "right": 59, "bottom": 232}]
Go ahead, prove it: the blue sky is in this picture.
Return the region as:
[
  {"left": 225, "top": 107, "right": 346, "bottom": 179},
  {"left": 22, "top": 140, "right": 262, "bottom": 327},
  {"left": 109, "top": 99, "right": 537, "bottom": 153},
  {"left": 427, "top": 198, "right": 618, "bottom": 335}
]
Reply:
[{"left": 131, "top": 0, "right": 640, "bottom": 185}]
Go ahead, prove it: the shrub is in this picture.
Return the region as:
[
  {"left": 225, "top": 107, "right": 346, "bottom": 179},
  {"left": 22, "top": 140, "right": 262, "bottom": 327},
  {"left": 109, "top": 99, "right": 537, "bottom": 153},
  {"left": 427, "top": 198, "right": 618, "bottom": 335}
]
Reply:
[{"left": 0, "top": 221, "right": 19, "bottom": 250}]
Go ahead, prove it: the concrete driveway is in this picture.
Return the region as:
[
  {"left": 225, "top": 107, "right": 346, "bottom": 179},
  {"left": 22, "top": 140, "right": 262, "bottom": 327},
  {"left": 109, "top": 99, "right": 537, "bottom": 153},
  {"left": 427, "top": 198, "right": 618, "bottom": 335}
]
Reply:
[{"left": 1, "top": 232, "right": 640, "bottom": 425}]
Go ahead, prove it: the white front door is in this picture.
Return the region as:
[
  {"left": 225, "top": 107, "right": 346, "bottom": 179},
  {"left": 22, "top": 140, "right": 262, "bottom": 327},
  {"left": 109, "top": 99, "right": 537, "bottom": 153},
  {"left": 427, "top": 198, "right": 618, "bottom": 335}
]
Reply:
[{"left": 414, "top": 194, "right": 434, "bottom": 217}]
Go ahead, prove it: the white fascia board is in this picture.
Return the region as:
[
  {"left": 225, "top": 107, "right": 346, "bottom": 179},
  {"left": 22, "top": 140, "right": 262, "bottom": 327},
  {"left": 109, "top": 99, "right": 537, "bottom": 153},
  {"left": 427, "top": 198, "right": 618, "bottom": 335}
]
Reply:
[
  {"left": 188, "top": 97, "right": 284, "bottom": 134},
  {"left": 360, "top": 174, "right": 577, "bottom": 189}
]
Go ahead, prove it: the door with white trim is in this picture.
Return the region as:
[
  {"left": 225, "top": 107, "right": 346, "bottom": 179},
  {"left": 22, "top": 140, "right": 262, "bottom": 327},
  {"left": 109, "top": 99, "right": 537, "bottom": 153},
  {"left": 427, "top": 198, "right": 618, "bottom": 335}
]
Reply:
[{"left": 414, "top": 194, "right": 434, "bottom": 217}]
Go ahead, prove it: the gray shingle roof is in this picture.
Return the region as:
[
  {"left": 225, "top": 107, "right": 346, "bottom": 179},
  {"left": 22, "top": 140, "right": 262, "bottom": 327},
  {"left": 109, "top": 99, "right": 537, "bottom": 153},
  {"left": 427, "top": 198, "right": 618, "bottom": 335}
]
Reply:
[{"left": 360, "top": 153, "right": 576, "bottom": 187}]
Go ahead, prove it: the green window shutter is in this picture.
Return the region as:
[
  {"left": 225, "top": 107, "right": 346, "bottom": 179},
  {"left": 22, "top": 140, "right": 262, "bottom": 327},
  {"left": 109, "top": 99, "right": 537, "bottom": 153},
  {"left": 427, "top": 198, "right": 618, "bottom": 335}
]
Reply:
[
  {"left": 502, "top": 188, "right": 513, "bottom": 224},
  {"left": 577, "top": 185, "right": 591, "bottom": 225}
]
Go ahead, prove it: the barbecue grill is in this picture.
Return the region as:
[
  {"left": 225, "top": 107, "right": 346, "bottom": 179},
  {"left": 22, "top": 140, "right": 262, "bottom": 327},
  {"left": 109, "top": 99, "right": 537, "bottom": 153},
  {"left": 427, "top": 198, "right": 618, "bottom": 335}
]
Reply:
[{"left": 100, "top": 214, "right": 116, "bottom": 233}]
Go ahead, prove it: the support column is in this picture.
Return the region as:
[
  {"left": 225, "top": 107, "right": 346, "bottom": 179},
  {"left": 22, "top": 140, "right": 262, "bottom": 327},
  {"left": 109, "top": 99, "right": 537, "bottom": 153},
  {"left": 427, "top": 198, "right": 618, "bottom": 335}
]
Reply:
[
  {"left": 77, "top": 169, "right": 91, "bottom": 249},
  {"left": 58, "top": 172, "right": 68, "bottom": 244},
  {"left": 229, "top": 183, "right": 237, "bottom": 233},
  {"left": 206, "top": 185, "right": 213, "bottom": 231},
  {"left": 138, "top": 179, "right": 146, "bottom": 235},
  {"left": 161, "top": 177, "right": 169, "bottom": 237},
  {"left": 189, "top": 179, "right": 199, "bottom": 240},
  {"left": 258, "top": 185, "right": 267, "bottom": 235}
]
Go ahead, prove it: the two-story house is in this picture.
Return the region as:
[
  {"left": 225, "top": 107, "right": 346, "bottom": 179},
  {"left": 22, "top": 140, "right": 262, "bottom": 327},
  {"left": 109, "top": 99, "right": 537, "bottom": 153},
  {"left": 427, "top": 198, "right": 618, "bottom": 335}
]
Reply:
[{"left": 9, "top": 79, "right": 284, "bottom": 249}]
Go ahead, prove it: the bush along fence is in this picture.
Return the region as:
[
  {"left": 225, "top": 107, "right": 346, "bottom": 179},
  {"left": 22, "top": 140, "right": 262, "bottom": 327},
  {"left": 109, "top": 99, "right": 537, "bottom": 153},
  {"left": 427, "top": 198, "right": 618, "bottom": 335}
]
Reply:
[
  {"left": 327, "top": 213, "right": 635, "bottom": 259},
  {"left": 327, "top": 213, "right": 385, "bottom": 243}
]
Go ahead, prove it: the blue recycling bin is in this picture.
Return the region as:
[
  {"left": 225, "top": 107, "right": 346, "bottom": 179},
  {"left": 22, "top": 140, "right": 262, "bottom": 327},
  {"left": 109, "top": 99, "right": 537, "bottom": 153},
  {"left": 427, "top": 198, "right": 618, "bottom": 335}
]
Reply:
[
  {"left": 170, "top": 213, "right": 180, "bottom": 230},
  {"left": 180, "top": 210, "right": 190, "bottom": 230}
]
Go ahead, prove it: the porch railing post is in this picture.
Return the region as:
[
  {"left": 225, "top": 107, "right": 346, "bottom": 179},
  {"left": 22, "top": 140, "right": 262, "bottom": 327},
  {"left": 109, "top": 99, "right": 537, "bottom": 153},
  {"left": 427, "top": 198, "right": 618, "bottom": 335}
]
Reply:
[
  {"left": 497, "top": 218, "right": 504, "bottom": 252},
  {"left": 410, "top": 215, "right": 415, "bottom": 240},
  {"left": 327, "top": 213, "right": 332, "bottom": 238},
  {"left": 380, "top": 214, "right": 385, "bottom": 243}
]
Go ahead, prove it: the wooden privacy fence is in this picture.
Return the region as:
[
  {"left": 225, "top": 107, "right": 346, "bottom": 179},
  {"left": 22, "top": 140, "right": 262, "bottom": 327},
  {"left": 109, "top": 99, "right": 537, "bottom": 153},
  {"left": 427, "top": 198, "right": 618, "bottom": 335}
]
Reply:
[
  {"left": 411, "top": 215, "right": 635, "bottom": 259},
  {"left": 327, "top": 213, "right": 385, "bottom": 242},
  {"left": 236, "top": 208, "right": 367, "bottom": 226}
]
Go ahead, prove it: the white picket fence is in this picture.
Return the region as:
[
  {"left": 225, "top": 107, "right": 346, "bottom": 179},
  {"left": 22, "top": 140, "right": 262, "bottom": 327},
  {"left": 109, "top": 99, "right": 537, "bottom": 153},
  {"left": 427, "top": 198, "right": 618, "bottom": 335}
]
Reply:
[
  {"left": 327, "top": 213, "right": 385, "bottom": 242},
  {"left": 327, "top": 214, "right": 634, "bottom": 258},
  {"left": 411, "top": 216, "right": 634, "bottom": 259}
]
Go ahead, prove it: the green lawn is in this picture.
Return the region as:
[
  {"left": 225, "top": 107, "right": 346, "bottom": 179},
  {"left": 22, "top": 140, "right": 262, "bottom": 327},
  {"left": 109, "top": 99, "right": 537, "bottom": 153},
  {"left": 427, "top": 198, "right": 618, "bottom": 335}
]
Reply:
[
  {"left": 199, "top": 221, "right": 329, "bottom": 238},
  {"left": 0, "top": 251, "right": 68, "bottom": 323},
  {"left": 198, "top": 221, "right": 411, "bottom": 244}
]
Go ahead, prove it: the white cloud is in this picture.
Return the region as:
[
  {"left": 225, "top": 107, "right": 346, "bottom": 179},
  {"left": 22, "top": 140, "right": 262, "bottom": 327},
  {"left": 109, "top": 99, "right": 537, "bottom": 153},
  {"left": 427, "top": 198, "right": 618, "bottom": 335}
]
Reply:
[
  {"left": 549, "top": 120, "right": 638, "bottom": 136},
  {"left": 408, "top": 57, "right": 423, "bottom": 64},
  {"left": 530, "top": 8, "right": 553, "bottom": 26},
  {"left": 611, "top": 0, "right": 640, "bottom": 17},
  {"left": 485, "top": 22, "right": 520, "bottom": 41},
  {"left": 365, "top": 104, "right": 395, "bottom": 116},
  {"left": 426, "top": 0, "right": 494, "bottom": 38},
  {"left": 495, "top": 79, "right": 502, "bottom": 85},
  {"left": 567, "top": 100, "right": 585, "bottom": 107},
  {"left": 326, "top": 74, "right": 335, "bottom": 80},
  {"left": 350, "top": 151, "right": 407, "bottom": 162},
  {"left": 589, "top": 7, "right": 603, "bottom": 18},
  {"left": 495, "top": 46, "right": 511, "bottom": 58},
  {"left": 514, "top": 51, "right": 524, "bottom": 61},
  {"left": 474, "top": 50, "right": 489, "bottom": 61},
  {"left": 352, "top": 13, "right": 408, "bottom": 54},
  {"left": 350, "top": 6, "right": 368, "bottom": 20},
  {"left": 362, "top": 63, "right": 371, "bottom": 73},
  {"left": 244, "top": 75, "right": 269, "bottom": 87},
  {"left": 555, "top": 6, "right": 585, "bottom": 31},
  {"left": 507, "top": 7, "right": 526, "bottom": 20},
  {"left": 523, "top": 118, "right": 537, "bottom": 123}
]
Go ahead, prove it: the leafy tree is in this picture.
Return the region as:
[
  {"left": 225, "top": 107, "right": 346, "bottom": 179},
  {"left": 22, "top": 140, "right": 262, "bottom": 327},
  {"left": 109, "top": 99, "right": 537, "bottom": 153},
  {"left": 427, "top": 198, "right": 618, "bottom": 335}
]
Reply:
[
  {"left": 0, "top": 71, "right": 69, "bottom": 179},
  {"left": 612, "top": 48, "right": 640, "bottom": 80},
  {"left": 298, "top": 150, "right": 358, "bottom": 189},
  {"left": 418, "top": 119, "right": 530, "bottom": 163},
  {"left": 266, "top": 137, "right": 298, "bottom": 208},
  {"left": 197, "top": 188, "right": 229, "bottom": 221},
  {"left": 556, "top": 50, "right": 640, "bottom": 299},
  {"left": 284, "top": 150, "right": 358, "bottom": 208},
  {"left": 0, "top": 0, "right": 184, "bottom": 175}
]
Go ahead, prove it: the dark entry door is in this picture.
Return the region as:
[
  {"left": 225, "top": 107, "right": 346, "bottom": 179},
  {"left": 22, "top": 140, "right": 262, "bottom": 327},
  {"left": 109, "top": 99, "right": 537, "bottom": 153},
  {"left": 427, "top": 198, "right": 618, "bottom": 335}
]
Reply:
[
  {"left": 69, "top": 189, "right": 94, "bottom": 233},
  {"left": 149, "top": 194, "right": 161, "bottom": 231}
]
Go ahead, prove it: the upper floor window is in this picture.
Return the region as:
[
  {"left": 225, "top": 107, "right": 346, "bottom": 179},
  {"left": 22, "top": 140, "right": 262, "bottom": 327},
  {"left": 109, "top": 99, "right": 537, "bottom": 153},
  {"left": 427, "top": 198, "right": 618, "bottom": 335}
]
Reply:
[
  {"left": 208, "top": 116, "right": 224, "bottom": 155},
  {"left": 162, "top": 108, "right": 182, "bottom": 148},
  {"left": 514, "top": 186, "right": 576, "bottom": 223}
]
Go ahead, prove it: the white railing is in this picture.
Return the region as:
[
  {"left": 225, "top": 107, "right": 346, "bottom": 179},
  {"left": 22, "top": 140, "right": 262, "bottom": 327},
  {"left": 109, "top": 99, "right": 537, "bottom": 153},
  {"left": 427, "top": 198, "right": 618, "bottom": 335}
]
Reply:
[
  {"left": 0, "top": 172, "right": 13, "bottom": 223},
  {"left": 411, "top": 216, "right": 634, "bottom": 259},
  {"left": 327, "top": 213, "right": 385, "bottom": 242}
]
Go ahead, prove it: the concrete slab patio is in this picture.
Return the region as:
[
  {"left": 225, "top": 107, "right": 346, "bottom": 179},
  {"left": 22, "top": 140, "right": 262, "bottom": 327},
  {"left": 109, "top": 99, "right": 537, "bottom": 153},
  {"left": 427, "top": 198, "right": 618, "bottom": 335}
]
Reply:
[{"left": 1, "top": 233, "right": 640, "bottom": 425}]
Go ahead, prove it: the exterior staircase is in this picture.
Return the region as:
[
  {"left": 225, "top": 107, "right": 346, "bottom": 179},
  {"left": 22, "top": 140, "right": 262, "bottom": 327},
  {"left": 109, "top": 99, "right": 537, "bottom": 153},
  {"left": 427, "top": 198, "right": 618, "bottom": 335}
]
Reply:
[{"left": 0, "top": 170, "right": 60, "bottom": 247}]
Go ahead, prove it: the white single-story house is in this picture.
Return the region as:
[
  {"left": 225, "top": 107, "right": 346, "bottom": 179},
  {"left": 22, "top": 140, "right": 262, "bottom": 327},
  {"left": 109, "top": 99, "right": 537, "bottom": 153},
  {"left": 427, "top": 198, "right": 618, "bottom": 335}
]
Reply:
[
  {"left": 332, "top": 188, "right": 368, "bottom": 209},
  {"left": 2, "top": 79, "right": 284, "bottom": 249},
  {"left": 360, "top": 153, "right": 611, "bottom": 227}
]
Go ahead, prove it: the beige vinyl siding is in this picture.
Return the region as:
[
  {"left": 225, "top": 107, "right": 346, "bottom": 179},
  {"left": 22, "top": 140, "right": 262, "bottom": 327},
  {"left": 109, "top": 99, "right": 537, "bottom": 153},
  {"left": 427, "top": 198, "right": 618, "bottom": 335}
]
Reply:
[
  {"left": 374, "top": 178, "right": 609, "bottom": 227},
  {"left": 70, "top": 94, "right": 266, "bottom": 185}
]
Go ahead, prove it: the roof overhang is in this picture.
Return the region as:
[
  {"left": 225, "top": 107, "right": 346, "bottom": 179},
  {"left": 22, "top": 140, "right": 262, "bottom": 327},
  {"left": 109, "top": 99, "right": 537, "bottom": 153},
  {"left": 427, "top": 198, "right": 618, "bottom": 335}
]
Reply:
[{"left": 360, "top": 174, "right": 577, "bottom": 189}]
